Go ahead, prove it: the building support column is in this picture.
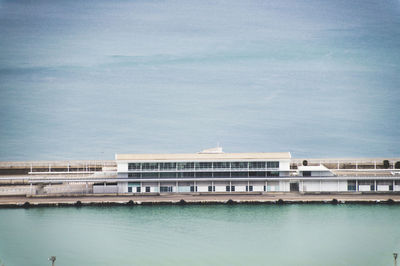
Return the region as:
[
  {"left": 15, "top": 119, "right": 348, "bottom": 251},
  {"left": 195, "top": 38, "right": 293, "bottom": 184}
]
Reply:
[
  {"left": 374, "top": 180, "right": 377, "bottom": 191},
  {"left": 176, "top": 180, "right": 178, "bottom": 193},
  {"left": 265, "top": 180, "right": 267, "bottom": 192},
  {"left": 319, "top": 180, "right": 322, "bottom": 192},
  {"left": 158, "top": 181, "right": 160, "bottom": 193},
  {"left": 356, "top": 180, "right": 358, "bottom": 192}
]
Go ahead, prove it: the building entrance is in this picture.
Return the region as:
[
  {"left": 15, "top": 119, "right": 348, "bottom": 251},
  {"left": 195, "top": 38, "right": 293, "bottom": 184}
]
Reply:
[{"left": 290, "top": 183, "right": 299, "bottom": 192}]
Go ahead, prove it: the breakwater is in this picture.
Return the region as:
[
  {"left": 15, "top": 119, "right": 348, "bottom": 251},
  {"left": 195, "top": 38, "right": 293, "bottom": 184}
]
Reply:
[{"left": 1, "top": 193, "right": 399, "bottom": 208}]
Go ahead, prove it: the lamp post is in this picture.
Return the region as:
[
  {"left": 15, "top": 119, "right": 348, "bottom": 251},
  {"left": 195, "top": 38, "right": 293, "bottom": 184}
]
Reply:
[
  {"left": 394, "top": 253, "right": 398, "bottom": 266},
  {"left": 48, "top": 256, "right": 56, "bottom": 266}
]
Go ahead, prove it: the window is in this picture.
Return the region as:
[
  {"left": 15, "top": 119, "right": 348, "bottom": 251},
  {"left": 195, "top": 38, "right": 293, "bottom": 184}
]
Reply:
[
  {"left": 246, "top": 186, "right": 253, "bottom": 192},
  {"left": 142, "top": 163, "right": 158, "bottom": 170},
  {"left": 142, "top": 173, "right": 158, "bottom": 179},
  {"left": 249, "top": 162, "right": 265, "bottom": 169},
  {"left": 231, "top": 172, "right": 248, "bottom": 177},
  {"left": 195, "top": 162, "right": 212, "bottom": 169},
  {"left": 160, "top": 186, "right": 173, "bottom": 192},
  {"left": 128, "top": 163, "right": 141, "bottom": 170},
  {"left": 128, "top": 187, "right": 132, "bottom": 192},
  {"left": 128, "top": 173, "right": 141, "bottom": 178},
  {"left": 145, "top": 186, "right": 150, "bottom": 192},
  {"left": 267, "top": 161, "right": 279, "bottom": 168},
  {"left": 177, "top": 172, "right": 195, "bottom": 178},
  {"left": 267, "top": 171, "right": 279, "bottom": 177},
  {"left": 160, "top": 172, "right": 176, "bottom": 178},
  {"left": 160, "top": 163, "right": 176, "bottom": 170},
  {"left": 208, "top": 186, "right": 215, "bottom": 192},
  {"left": 264, "top": 185, "right": 266, "bottom": 192},
  {"left": 231, "top": 186, "right": 235, "bottom": 192},
  {"left": 213, "top": 172, "right": 229, "bottom": 178},
  {"left": 303, "top": 171, "right": 311, "bottom": 177},
  {"left": 196, "top": 172, "right": 212, "bottom": 178},
  {"left": 347, "top": 180, "right": 356, "bottom": 191},
  {"left": 213, "top": 162, "right": 231, "bottom": 169},
  {"left": 249, "top": 171, "right": 265, "bottom": 177},
  {"left": 226, "top": 186, "right": 230, "bottom": 192},
  {"left": 136, "top": 187, "right": 141, "bottom": 193},
  {"left": 177, "top": 162, "right": 194, "bottom": 170},
  {"left": 231, "top": 162, "right": 248, "bottom": 169},
  {"left": 190, "top": 186, "right": 197, "bottom": 192}
]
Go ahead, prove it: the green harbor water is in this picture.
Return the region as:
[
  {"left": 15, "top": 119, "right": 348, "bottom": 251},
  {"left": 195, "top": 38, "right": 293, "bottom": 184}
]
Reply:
[{"left": 0, "top": 205, "right": 399, "bottom": 266}]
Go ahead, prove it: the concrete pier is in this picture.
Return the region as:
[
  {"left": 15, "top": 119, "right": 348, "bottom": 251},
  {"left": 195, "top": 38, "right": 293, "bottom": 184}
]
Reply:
[{"left": 0, "top": 193, "right": 399, "bottom": 208}]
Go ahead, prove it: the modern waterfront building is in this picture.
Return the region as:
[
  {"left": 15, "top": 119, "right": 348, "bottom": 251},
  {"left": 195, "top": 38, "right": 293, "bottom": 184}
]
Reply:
[{"left": 111, "top": 147, "right": 400, "bottom": 194}]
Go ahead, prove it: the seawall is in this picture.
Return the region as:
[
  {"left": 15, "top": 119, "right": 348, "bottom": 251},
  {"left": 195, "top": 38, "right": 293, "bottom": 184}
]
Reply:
[{"left": 1, "top": 193, "right": 400, "bottom": 208}]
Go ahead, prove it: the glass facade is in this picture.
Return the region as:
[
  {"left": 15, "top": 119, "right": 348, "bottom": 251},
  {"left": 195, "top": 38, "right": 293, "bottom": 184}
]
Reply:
[
  {"left": 267, "top": 161, "right": 279, "bottom": 168},
  {"left": 124, "top": 170, "right": 282, "bottom": 179},
  {"left": 124, "top": 161, "right": 283, "bottom": 179},
  {"left": 160, "top": 162, "right": 176, "bottom": 170},
  {"left": 128, "top": 163, "right": 141, "bottom": 170},
  {"left": 128, "top": 161, "right": 280, "bottom": 171},
  {"left": 231, "top": 162, "right": 248, "bottom": 169},
  {"left": 213, "top": 162, "right": 230, "bottom": 169}
]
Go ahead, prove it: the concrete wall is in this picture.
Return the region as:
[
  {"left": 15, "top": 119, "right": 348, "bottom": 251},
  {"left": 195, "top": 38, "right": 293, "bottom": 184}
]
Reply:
[
  {"left": 280, "top": 160, "right": 291, "bottom": 171},
  {"left": 359, "top": 185, "right": 371, "bottom": 192},
  {"left": 311, "top": 171, "right": 334, "bottom": 177},
  {"left": 267, "top": 181, "right": 279, "bottom": 192},
  {"left": 302, "top": 181, "right": 320, "bottom": 192},
  {"left": 302, "top": 180, "right": 347, "bottom": 192},
  {"left": 0, "top": 186, "right": 36, "bottom": 195},
  {"left": 377, "top": 185, "right": 389, "bottom": 191},
  {"left": 93, "top": 185, "right": 118, "bottom": 194},
  {"left": 253, "top": 181, "right": 265, "bottom": 192},
  {"left": 118, "top": 182, "right": 128, "bottom": 193},
  {"left": 117, "top": 162, "right": 128, "bottom": 173}
]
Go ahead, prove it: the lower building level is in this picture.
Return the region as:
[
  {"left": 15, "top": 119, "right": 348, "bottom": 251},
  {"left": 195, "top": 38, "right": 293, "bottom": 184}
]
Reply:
[{"left": 92, "top": 178, "right": 400, "bottom": 194}]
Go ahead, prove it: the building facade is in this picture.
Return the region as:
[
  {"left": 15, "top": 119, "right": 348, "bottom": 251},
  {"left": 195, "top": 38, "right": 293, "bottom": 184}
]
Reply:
[{"left": 107, "top": 148, "right": 400, "bottom": 194}]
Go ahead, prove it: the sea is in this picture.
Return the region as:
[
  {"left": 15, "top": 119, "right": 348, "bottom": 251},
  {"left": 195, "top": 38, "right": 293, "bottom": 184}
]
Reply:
[
  {"left": 1, "top": 1, "right": 400, "bottom": 265},
  {"left": 0, "top": 204, "right": 400, "bottom": 266},
  {"left": 0, "top": 0, "right": 399, "bottom": 161}
]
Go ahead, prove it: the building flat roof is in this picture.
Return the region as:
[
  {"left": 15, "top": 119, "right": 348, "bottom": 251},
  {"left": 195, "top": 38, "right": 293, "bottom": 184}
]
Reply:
[
  {"left": 115, "top": 152, "right": 291, "bottom": 161},
  {"left": 297, "top": 165, "right": 330, "bottom": 171}
]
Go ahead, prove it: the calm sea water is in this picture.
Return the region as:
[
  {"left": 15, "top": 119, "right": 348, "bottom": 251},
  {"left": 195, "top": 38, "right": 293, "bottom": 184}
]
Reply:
[
  {"left": 0, "top": 0, "right": 400, "bottom": 160},
  {"left": 0, "top": 205, "right": 399, "bottom": 266}
]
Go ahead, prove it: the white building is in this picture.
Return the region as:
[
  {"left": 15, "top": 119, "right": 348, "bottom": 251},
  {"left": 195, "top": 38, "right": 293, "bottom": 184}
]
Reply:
[{"left": 93, "top": 148, "right": 400, "bottom": 194}]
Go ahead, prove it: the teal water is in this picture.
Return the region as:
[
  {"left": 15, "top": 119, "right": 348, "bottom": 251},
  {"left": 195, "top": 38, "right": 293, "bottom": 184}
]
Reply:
[
  {"left": 0, "top": 205, "right": 399, "bottom": 266},
  {"left": 1, "top": 0, "right": 400, "bottom": 160}
]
